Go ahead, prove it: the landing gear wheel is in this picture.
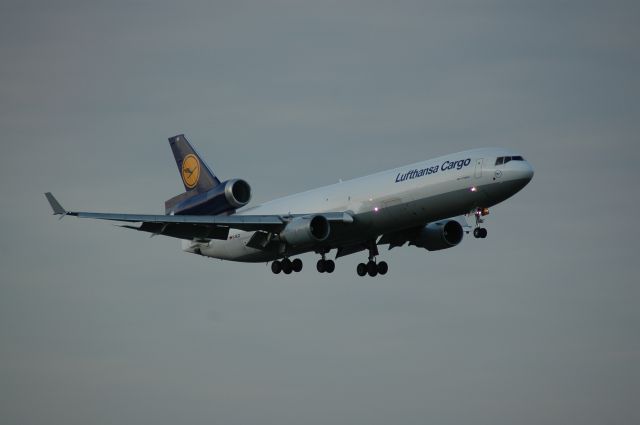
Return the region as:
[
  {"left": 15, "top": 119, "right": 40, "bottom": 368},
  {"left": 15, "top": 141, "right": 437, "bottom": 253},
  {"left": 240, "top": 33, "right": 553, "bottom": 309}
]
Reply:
[
  {"left": 474, "top": 227, "right": 488, "bottom": 238},
  {"left": 357, "top": 263, "right": 367, "bottom": 277},
  {"left": 281, "top": 258, "right": 292, "bottom": 274},
  {"left": 291, "top": 258, "right": 303, "bottom": 272},
  {"left": 317, "top": 259, "right": 326, "bottom": 273},
  {"left": 377, "top": 261, "right": 388, "bottom": 275},
  {"left": 367, "top": 260, "right": 378, "bottom": 277},
  {"left": 271, "top": 261, "right": 282, "bottom": 274},
  {"left": 325, "top": 260, "right": 335, "bottom": 273}
]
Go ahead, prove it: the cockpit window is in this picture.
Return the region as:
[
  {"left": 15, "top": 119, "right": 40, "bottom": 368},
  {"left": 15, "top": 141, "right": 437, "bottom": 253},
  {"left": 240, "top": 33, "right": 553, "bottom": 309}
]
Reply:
[{"left": 496, "top": 155, "right": 525, "bottom": 165}]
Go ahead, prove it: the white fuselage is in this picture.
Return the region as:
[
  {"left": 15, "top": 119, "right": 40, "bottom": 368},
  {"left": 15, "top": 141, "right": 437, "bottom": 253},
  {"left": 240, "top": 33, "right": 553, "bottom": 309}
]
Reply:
[{"left": 186, "top": 147, "right": 534, "bottom": 262}]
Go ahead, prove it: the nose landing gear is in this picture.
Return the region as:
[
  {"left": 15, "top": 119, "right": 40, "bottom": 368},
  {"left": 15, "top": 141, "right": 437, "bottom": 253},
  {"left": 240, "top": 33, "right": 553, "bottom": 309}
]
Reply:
[
  {"left": 473, "top": 207, "right": 489, "bottom": 239},
  {"left": 473, "top": 227, "right": 488, "bottom": 238}
]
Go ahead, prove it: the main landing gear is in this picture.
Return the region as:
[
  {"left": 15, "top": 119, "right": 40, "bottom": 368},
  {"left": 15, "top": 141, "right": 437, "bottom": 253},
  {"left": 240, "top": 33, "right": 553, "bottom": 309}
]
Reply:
[
  {"left": 271, "top": 258, "right": 303, "bottom": 274},
  {"left": 356, "top": 243, "right": 388, "bottom": 277},
  {"left": 270, "top": 245, "right": 390, "bottom": 277},
  {"left": 356, "top": 261, "right": 388, "bottom": 277},
  {"left": 316, "top": 251, "right": 335, "bottom": 273},
  {"left": 271, "top": 251, "right": 337, "bottom": 275},
  {"left": 473, "top": 207, "right": 489, "bottom": 239}
]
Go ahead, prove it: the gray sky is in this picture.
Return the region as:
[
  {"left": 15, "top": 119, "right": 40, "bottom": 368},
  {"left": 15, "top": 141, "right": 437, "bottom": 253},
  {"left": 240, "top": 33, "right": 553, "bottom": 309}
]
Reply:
[{"left": 1, "top": 1, "right": 639, "bottom": 424}]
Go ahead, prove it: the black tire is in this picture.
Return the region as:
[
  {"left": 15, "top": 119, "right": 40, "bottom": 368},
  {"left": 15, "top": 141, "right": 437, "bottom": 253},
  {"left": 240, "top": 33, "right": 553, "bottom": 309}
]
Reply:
[
  {"left": 317, "top": 259, "right": 326, "bottom": 273},
  {"left": 325, "top": 260, "right": 335, "bottom": 273},
  {"left": 367, "top": 261, "right": 378, "bottom": 277},
  {"left": 377, "top": 261, "right": 388, "bottom": 275},
  {"left": 271, "top": 261, "right": 282, "bottom": 274},
  {"left": 473, "top": 228, "right": 481, "bottom": 238},
  {"left": 282, "top": 258, "right": 292, "bottom": 274},
  {"left": 292, "top": 258, "right": 303, "bottom": 272},
  {"left": 357, "top": 263, "right": 367, "bottom": 276},
  {"left": 480, "top": 228, "right": 488, "bottom": 238}
]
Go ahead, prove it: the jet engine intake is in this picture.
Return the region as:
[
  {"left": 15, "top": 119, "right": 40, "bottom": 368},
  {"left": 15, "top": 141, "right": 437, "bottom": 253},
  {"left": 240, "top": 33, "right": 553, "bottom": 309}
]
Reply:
[
  {"left": 413, "top": 220, "right": 464, "bottom": 251},
  {"left": 280, "top": 215, "right": 330, "bottom": 247},
  {"left": 224, "top": 179, "right": 252, "bottom": 208}
]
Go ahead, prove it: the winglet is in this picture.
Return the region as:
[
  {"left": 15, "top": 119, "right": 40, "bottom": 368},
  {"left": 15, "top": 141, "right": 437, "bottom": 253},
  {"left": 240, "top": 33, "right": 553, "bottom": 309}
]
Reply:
[{"left": 45, "top": 192, "right": 67, "bottom": 215}]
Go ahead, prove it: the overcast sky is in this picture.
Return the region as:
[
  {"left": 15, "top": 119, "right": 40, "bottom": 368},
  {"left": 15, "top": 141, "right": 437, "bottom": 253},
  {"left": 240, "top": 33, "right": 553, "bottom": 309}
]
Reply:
[{"left": 1, "top": 1, "right": 639, "bottom": 424}]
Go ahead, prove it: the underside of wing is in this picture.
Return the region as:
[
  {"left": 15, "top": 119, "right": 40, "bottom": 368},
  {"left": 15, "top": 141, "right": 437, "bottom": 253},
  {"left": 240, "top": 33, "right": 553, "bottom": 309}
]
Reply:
[
  {"left": 120, "top": 222, "right": 232, "bottom": 240},
  {"left": 45, "top": 193, "right": 354, "bottom": 242},
  {"left": 378, "top": 215, "right": 471, "bottom": 252}
]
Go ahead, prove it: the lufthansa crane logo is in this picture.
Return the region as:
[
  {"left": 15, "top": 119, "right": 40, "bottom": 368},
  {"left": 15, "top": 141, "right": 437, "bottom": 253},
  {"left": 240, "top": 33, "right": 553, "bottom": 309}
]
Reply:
[{"left": 181, "top": 154, "right": 200, "bottom": 189}]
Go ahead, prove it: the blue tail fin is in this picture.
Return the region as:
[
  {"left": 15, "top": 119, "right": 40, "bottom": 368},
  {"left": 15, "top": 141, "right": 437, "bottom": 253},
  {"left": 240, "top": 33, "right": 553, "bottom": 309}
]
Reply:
[{"left": 169, "top": 134, "right": 220, "bottom": 193}]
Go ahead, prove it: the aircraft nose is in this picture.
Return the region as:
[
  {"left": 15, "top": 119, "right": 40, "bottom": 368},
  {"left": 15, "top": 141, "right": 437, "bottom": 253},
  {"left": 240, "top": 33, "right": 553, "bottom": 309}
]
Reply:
[{"left": 522, "top": 162, "right": 534, "bottom": 182}]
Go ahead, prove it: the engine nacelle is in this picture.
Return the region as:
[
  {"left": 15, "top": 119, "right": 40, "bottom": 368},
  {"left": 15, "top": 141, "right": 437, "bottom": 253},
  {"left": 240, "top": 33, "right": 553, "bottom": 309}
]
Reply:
[
  {"left": 280, "top": 215, "right": 331, "bottom": 247},
  {"left": 412, "top": 220, "right": 464, "bottom": 251},
  {"left": 166, "top": 179, "right": 252, "bottom": 215},
  {"left": 222, "top": 179, "right": 252, "bottom": 209}
]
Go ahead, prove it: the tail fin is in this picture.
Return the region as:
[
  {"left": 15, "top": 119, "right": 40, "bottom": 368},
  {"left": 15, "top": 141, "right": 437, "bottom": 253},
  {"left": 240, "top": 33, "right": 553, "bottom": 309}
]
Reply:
[{"left": 169, "top": 134, "right": 220, "bottom": 193}]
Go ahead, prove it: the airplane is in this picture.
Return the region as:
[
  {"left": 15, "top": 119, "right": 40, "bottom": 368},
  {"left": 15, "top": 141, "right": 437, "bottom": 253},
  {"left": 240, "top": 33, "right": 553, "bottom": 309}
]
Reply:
[{"left": 45, "top": 134, "right": 534, "bottom": 277}]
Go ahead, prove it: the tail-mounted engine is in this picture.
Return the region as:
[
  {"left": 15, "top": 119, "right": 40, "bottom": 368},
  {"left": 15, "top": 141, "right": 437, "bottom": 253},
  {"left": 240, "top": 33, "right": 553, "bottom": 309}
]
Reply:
[
  {"left": 165, "top": 179, "right": 252, "bottom": 215},
  {"left": 222, "top": 179, "right": 252, "bottom": 209},
  {"left": 412, "top": 220, "right": 464, "bottom": 251}
]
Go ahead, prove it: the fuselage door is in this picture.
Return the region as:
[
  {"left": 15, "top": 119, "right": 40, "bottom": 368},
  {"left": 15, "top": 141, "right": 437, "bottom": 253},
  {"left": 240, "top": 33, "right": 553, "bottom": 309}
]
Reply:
[{"left": 474, "top": 158, "right": 483, "bottom": 178}]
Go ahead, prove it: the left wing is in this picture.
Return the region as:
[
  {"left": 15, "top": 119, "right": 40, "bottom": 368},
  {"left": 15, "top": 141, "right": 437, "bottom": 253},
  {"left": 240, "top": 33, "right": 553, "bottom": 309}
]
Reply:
[{"left": 45, "top": 192, "right": 353, "bottom": 241}]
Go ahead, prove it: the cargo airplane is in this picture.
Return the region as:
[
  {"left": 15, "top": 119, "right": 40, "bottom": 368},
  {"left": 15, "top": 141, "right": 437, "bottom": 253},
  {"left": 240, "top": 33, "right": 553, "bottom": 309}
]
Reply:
[{"left": 46, "top": 134, "right": 534, "bottom": 277}]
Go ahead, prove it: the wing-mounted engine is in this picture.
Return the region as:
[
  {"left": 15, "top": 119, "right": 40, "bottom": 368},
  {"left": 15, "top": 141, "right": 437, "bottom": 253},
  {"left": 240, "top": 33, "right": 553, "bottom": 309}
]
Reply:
[
  {"left": 165, "top": 179, "right": 251, "bottom": 215},
  {"left": 411, "top": 219, "right": 464, "bottom": 251},
  {"left": 280, "top": 215, "right": 330, "bottom": 247}
]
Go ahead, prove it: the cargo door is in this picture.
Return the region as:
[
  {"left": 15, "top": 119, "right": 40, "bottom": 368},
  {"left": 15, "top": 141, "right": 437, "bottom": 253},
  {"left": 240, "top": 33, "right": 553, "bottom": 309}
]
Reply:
[{"left": 474, "top": 158, "right": 483, "bottom": 178}]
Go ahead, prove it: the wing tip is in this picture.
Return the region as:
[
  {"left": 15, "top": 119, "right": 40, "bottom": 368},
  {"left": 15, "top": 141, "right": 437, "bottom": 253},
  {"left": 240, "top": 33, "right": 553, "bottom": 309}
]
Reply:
[{"left": 44, "top": 192, "right": 67, "bottom": 215}]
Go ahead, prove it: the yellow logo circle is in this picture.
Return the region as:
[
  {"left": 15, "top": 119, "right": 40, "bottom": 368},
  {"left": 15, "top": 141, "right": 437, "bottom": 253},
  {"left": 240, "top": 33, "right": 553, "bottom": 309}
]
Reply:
[{"left": 181, "top": 154, "right": 200, "bottom": 189}]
